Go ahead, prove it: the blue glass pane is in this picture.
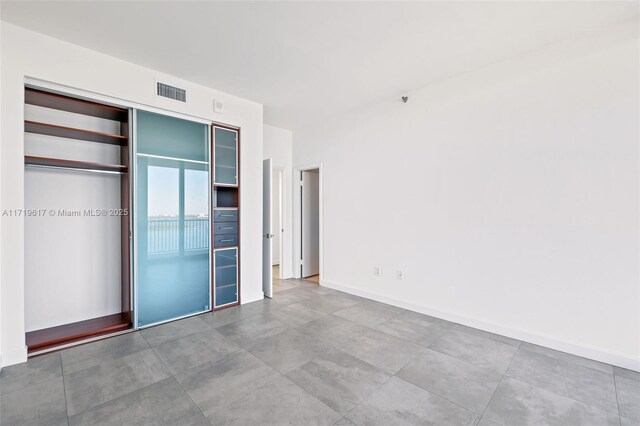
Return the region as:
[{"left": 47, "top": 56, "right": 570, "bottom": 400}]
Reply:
[
  {"left": 136, "top": 115, "right": 210, "bottom": 327},
  {"left": 137, "top": 111, "right": 208, "bottom": 162}
]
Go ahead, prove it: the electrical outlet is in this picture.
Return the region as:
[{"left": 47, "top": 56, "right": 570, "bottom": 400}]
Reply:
[
  {"left": 396, "top": 270, "right": 404, "bottom": 280},
  {"left": 374, "top": 267, "right": 382, "bottom": 277}
]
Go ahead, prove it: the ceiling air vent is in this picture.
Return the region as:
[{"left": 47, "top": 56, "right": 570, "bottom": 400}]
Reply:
[{"left": 156, "top": 82, "right": 186, "bottom": 102}]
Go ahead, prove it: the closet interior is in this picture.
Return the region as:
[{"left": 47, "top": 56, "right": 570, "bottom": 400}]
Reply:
[{"left": 23, "top": 88, "right": 131, "bottom": 353}]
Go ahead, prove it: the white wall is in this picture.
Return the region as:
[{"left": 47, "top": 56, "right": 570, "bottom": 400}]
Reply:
[
  {"left": 263, "top": 124, "right": 293, "bottom": 278},
  {"left": 0, "top": 13, "right": 3, "bottom": 370},
  {"left": 24, "top": 107, "right": 123, "bottom": 331},
  {"left": 293, "top": 23, "right": 640, "bottom": 370},
  {"left": 0, "top": 22, "right": 264, "bottom": 366}
]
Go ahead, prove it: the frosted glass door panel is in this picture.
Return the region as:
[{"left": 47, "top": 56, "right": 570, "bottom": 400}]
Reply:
[
  {"left": 136, "top": 112, "right": 210, "bottom": 327},
  {"left": 137, "top": 111, "right": 208, "bottom": 162},
  {"left": 214, "top": 127, "right": 237, "bottom": 185},
  {"left": 214, "top": 248, "right": 238, "bottom": 307}
]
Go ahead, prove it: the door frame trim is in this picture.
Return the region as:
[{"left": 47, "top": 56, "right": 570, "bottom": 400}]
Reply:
[{"left": 294, "top": 162, "right": 323, "bottom": 281}]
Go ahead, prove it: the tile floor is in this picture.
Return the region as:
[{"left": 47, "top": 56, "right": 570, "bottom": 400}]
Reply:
[{"left": 1, "top": 278, "right": 638, "bottom": 425}]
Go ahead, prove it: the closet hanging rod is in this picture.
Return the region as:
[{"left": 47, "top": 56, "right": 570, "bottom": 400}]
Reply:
[{"left": 25, "top": 164, "right": 125, "bottom": 175}]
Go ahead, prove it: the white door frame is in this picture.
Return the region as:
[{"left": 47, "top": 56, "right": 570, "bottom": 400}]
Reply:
[{"left": 293, "top": 162, "right": 323, "bottom": 281}]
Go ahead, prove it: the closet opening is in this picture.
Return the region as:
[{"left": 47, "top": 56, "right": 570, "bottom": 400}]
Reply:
[{"left": 23, "top": 88, "right": 132, "bottom": 354}]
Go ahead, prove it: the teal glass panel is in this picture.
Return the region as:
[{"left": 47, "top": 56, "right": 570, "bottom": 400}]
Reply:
[
  {"left": 214, "top": 127, "right": 237, "bottom": 185},
  {"left": 214, "top": 248, "right": 238, "bottom": 307},
  {"left": 136, "top": 113, "right": 210, "bottom": 327},
  {"left": 138, "top": 110, "right": 208, "bottom": 162}
]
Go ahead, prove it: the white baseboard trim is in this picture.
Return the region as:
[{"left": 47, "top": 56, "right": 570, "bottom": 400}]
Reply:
[{"left": 321, "top": 279, "right": 640, "bottom": 372}]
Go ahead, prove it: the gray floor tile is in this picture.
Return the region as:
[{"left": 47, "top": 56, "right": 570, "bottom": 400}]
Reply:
[
  {"left": 303, "top": 284, "right": 340, "bottom": 296},
  {"left": 296, "top": 315, "right": 370, "bottom": 346},
  {"left": 333, "top": 300, "right": 403, "bottom": 327},
  {"left": 216, "top": 313, "right": 290, "bottom": 348},
  {"left": 200, "top": 307, "right": 245, "bottom": 328},
  {"left": 334, "top": 417, "right": 357, "bottom": 425},
  {"left": 397, "top": 349, "right": 502, "bottom": 413},
  {"left": 200, "top": 299, "right": 278, "bottom": 329},
  {"left": 207, "top": 375, "right": 340, "bottom": 426},
  {"left": 175, "top": 349, "right": 280, "bottom": 417},
  {"left": 2, "top": 278, "right": 626, "bottom": 426},
  {"left": 141, "top": 316, "right": 212, "bottom": 347},
  {"left": 616, "top": 375, "right": 640, "bottom": 422},
  {"left": 476, "top": 417, "right": 503, "bottom": 426},
  {"left": 451, "top": 324, "right": 521, "bottom": 347},
  {"left": 339, "top": 326, "right": 423, "bottom": 374},
  {"left": 283, "top": 284, "right": 336, "bottom": 298},
  {"left": 269, "top": 287, "right": 316, "bottom": 306},
  {"left": 519, "top": 342, "right": 613, "bottom": 374},
  {"left": 1, "top": 377, "right": 68, "bottom": 426},
  {"left": 61, "top": 332, "right": 149, "bottom": 374},
  {"left": 64, "top": 348, "right": 171, "bottom": 416},
  {"left": 286, "top": 348, "right": 390, "bottom": 415},
  {"left": 247, "top": 328, "right": 335, "bottom": 373},
  {"left": 0, "top": 352, "right": 61, "bottom": 395},
  {"left": 374, "top": 310, "right": 451, "bottom": 347},
  {"left": 297, "top": 293, "right": 363, "bottom": 314},
  {"left": 483, "top": 377, "right": 620, "bottom": 426},
  {"left": 153, "top": 328, "right": 243, "bottom": 375},
  {"left": 237, "top": 298, "right": 279, "bottom": 317},
  {"left": 68, "top": 377, "right": 208, "bottom": 426},
  {"left": 614, "top": 366, "right": 640, "bottom": 382},
  {"left": 430, "top": 328, "right": 519, "bottom": 374},
  {"left": 506, "top": 347, "right": 618, "bottom": 413},
  {"left": 345, "top": 376, "right": 479, "bottom": 426},
  {"left": 274, "top": 279, "right": 306, "bottom": 293},
  {"left": 271, "top": 302, "right": 328, "bottom": 326}
]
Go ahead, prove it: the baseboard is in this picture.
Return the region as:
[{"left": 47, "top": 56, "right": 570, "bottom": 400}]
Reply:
[{"left": 321, "top": 279, "right": 640, "bottom": 372}]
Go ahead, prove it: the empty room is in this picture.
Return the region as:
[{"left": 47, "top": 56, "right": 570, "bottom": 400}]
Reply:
[{"left": 0, "top": 1, "right": 638, "bottom": 425}]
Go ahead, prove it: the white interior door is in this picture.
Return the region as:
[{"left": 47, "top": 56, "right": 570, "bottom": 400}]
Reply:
[
  {"left": 301, "top": 170, "right": 320, "bottom": 278},
  {"left": 262, "top": 159, "right": 273, "bottom": 298}
]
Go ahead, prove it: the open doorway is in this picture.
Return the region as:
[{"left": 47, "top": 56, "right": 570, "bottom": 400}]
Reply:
[
  {"left": 301, "top": 169, "right": 320, "bottom": 282},
  {"left": 272, "top": 168, "right": 284, "bottom": 281}
]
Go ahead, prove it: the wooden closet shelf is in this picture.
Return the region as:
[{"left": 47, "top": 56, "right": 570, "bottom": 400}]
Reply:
[
  {"left": 25, "top": 120, "right": 128, "bottom": 146},
  {"left": 25, "top": 88, "right": 128, "bottom": 122},
  {"left": 25, "top": 156, "right": 128, "bottom": 174},
  {"left": 26, "top": 312, "right": 132, "bottom": 353}
]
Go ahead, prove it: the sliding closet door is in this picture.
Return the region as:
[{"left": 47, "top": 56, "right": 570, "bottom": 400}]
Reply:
[{"left": 135, "top": 111, "right": 210, "bottom": 327}]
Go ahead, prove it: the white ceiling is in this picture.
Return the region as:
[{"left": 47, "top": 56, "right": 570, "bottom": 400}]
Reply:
[{"left": 1, "top": 1, "right": 638, "bottom": 129}]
